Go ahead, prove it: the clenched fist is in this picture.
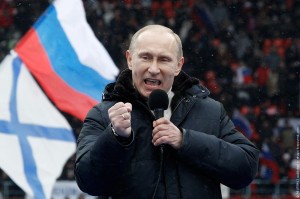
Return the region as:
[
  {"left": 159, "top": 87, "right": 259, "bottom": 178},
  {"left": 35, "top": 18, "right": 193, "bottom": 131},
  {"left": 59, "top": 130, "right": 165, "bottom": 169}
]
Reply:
[{"left": 108, "top": 102, "right": 132, "bottom": 137}]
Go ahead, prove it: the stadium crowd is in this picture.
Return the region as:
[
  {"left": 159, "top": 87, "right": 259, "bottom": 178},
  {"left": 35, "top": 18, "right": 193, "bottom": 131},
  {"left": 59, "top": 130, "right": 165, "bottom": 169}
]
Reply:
[{"left": 1, "top": 0, "right": 300, "bottom": 197}]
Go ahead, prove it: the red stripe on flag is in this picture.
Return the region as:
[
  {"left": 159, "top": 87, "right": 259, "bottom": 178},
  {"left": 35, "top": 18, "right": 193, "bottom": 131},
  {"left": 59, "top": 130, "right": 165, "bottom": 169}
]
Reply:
[
  {"left": 15, "top": 28, "right": 97, "bottom": 121},
  {"left": 260, "top": 158, "right": 280, "bottom": 184}
]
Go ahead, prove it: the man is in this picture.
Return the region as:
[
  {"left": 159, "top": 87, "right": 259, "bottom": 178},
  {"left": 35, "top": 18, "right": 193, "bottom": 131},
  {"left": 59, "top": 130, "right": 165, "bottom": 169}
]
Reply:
[{"left": 74, "top": 25, "right": 259, "bottom": 199}]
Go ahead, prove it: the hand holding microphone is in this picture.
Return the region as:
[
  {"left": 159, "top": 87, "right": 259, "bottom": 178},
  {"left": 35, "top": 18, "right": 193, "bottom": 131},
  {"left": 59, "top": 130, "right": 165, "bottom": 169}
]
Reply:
[
  {"left": 108, "top": 102, "right": 132, "bottom": 137},
  {"left": 148, "top": 89, "right": 183, "bottom": 150}
]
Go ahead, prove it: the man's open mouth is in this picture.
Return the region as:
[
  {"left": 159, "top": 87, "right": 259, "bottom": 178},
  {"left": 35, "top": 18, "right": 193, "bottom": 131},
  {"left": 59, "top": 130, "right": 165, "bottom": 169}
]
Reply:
[{"left": 144, "top": 78, "right": 161, "bottom": 86}]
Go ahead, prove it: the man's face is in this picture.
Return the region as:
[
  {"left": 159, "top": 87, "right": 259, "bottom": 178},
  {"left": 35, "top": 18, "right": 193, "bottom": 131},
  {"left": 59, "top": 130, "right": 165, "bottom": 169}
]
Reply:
[{"left": 126, "top": 30, "right": 184, "bottom": 98}]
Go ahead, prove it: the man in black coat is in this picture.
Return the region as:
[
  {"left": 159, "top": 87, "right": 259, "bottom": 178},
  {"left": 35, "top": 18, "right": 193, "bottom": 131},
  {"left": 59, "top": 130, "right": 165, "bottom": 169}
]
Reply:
[{"left": 74, "top": 24, "right": 259, "bottom": 199}]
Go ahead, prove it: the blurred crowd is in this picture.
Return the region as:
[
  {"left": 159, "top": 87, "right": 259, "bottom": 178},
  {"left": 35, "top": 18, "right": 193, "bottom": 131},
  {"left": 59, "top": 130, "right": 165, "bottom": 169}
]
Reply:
[{"left": 1, "top": 0, "right": 300, "bottom": 197}]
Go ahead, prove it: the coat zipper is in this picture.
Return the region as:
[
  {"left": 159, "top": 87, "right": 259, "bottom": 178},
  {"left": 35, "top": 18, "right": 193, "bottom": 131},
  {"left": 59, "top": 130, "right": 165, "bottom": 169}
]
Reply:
[{"left": 171, "top": 97, "right": 186, "bottom": 115}]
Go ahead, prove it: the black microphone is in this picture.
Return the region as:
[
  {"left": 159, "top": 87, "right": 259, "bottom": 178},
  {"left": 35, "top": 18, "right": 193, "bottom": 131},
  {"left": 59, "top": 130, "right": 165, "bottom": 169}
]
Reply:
[
  {"left": 148, "top": 89, "right": 169, "bottom": 119},
  {"left": 148, "top": 89, "right": 169, "bottom": 151},
  {"left": 148, "top": 89, "right": 169, "bottom": 199}
]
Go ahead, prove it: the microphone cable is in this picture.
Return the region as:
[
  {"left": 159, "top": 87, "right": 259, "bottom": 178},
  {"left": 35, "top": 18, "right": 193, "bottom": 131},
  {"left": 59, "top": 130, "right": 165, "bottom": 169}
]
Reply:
[{"left": 151, "top": 146, "right": 164, "bottom": 199}]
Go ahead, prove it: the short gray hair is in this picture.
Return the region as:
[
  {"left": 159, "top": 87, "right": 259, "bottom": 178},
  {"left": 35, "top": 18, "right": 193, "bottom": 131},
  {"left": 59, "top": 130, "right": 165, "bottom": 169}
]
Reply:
[{"left": 128, "top": 25, "right": 183, "bottom": 59}]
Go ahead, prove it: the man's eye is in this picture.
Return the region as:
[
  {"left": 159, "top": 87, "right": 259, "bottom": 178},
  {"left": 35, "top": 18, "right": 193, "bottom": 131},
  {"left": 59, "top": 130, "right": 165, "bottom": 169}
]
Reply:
[{"left": 161, "top": 58, "right": 170, "bottom": 62}]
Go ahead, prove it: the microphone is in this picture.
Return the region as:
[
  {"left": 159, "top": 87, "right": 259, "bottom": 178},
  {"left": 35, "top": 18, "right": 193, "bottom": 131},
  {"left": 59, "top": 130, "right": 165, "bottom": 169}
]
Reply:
[
  {"left": 148, "top": 89, "right": 169, "bottom": 119},
  {"left": 148, "top": 89, "right": 169, "bottom": 151}
]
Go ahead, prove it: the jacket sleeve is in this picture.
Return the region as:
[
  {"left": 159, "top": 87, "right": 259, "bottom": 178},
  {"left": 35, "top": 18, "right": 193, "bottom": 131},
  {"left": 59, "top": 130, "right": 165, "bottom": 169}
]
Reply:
[
  {"left": 74, "top": 104, "right": 135, "bottom": 196},
  {"left": 177, "top": 103, "right": 259, "bottom": 189}
]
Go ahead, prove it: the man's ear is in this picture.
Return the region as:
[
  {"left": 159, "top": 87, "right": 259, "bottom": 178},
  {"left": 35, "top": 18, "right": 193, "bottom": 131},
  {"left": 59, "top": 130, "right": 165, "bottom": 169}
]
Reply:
[
  {"left": 126, "top": 50, "right": 132, "bottom": 70},
  {"left": 175, "top": 57, "right": 184, "bottom": 76}
]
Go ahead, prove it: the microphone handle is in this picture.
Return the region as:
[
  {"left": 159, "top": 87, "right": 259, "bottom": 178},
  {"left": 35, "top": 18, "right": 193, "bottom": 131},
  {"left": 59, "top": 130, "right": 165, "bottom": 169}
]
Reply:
[
  {"left": 153, "top": 108, "right": 165, "bottom": 152},
  {"left": 154, "top": 108, "right": 164, "bottom": 119}
]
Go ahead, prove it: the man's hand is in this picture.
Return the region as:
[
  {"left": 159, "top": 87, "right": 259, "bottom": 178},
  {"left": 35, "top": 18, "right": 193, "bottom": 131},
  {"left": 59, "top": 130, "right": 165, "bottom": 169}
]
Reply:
[
  {"left": 152, "top": 118, "right": 183, "bottom": 149},
  {"left": 108, "top": 102, "right": 132, "bottom": 137}
]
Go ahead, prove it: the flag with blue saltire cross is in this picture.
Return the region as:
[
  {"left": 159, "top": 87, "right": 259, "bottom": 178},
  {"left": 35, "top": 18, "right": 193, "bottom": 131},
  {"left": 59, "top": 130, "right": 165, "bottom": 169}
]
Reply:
[
  {"left": 0, "top": 51, "right": 76, "bottom": 199},
  {"left": 0, "top": 0, "right": 119, "bottom": 198}
]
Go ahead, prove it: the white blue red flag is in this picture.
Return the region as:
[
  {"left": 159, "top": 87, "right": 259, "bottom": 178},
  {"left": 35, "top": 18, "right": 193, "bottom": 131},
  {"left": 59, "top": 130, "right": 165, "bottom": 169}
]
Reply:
[
  {"left": 232, "top": 109, "right": 253, "bottom": 138},
  {"left": 15, "top": 0, "right": 119, "bottom": 121},
  {"left": 0, "top": 0, "right": 119, "bottom": 198},
  {"left": 259, "top": 142, "right": 279, "bottom": 183},
  {"left": 234, "top": 65, "right": 253, "bottom": 85}
]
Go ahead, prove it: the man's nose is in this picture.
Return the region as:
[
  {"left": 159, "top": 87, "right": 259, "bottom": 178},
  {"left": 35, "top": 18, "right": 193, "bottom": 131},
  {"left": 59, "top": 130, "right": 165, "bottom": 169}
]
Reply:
[{"left": 148, "top": 60, "right": 160, "bottom": 74}]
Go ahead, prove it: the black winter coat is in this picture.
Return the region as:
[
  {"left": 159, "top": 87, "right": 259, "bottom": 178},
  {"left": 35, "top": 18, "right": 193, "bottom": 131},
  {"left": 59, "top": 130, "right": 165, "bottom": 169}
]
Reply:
[{"left": 75, "top": 69, "right": 259, "bottom": 199}]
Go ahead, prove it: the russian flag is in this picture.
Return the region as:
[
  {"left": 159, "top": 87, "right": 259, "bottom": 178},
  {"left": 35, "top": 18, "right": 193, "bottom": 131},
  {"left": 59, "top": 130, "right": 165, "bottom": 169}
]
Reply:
[
  {"left": 259, "top": 142, "right": 279, "bottom": 184},
  {"left": 14, "top": 0, "right": 119, "bottom": 121},
  {"left": 232, "top": 109, "right": 253, "bottom": 138},
  {"left": 235, "top": 65, "right": 253, "bottom": 85}
]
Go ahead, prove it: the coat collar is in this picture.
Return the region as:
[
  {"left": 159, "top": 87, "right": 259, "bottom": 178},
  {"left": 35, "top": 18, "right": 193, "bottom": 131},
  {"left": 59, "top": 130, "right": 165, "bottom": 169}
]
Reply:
[{"left": 102, "top": 69, "right": 210, "bottom": 106}]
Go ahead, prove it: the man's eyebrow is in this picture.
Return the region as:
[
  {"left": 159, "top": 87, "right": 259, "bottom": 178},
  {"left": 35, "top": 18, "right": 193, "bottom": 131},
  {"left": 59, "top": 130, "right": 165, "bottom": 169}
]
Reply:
[
  {"left": 138, "top": 52, "right": 152, "bottom": 56},
  {"left": 137, "top": 51, "right": 173, "bottom": 59}
]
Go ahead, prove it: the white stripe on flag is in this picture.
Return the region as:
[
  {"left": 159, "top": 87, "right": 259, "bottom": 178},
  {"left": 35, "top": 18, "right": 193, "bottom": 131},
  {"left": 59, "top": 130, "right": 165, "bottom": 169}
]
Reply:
[{"left": 54, "top": 0, "right": 119, "bottom": 80}]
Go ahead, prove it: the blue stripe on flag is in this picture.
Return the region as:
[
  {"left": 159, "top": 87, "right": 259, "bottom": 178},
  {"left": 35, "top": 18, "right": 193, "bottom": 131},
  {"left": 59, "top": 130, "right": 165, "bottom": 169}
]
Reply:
[
  {"left": 0, "top": 120, "right": 75, "bottom": 142},
  {"left": 11, "top": 56, "right": 46, "bottom": 199},
  {"left": 33, "top": 5, "right": 110, "bottom": 100}
]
